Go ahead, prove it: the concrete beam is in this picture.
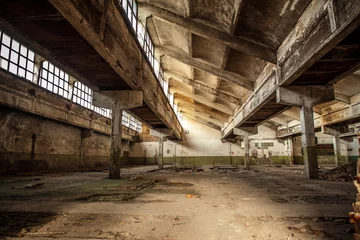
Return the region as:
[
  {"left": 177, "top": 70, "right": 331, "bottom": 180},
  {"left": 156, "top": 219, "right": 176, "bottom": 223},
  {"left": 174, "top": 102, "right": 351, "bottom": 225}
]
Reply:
[
  {"left": 165, "top": 72, "right": 242, "bottom": 105},
  {"left": 335, "top": 91, "right": 351, "bottom": 104},
  {"left": 139, "top": 3, "right": 276, "bottom": 63},
  {"left": 93, "top": 90, "right": 143, "bottom": 109},
  {"left": 158, "top": 47, "right": 254, "bottom": 91},
  {"left": 48, "top": 0, "right": 183, "bottom": 140},
  {"left": 180, "top": 109, "right": 224, "bottom": 127},
  {"left": 269, "top": 116, "right": 288, "bottom": 126},
  {"left": 277, "top": 0, "right": 360, "bottom": 85},
  {"left": 276, "top": 85, "right": 335, "bottom": 107},
  {"left": 150, "top": 128, "right": 174, "bottom": 138},
  {"left": 176, "top": 101, "right": 229, "bottom": 122},
  {"left": 170, "top": 87, "right": 233, "bottom": 115},
  {"left": 182, "top": 114, "right": 222, "bottom": 131},
  {"left": 282, "top": 107, "right": 301, "bottom": 121},
  {"left": 222, "top": 68, "right": 277, "bottom": 139}
]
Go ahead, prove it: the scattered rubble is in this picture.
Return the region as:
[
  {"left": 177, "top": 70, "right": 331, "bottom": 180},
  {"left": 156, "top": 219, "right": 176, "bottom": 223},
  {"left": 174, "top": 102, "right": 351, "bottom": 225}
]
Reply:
[
  {"left": 319, "top": 161, "right": 356, "bottom": 182},
  {"left": 25, "top": 183, "right": 44, "bottom": 188}
]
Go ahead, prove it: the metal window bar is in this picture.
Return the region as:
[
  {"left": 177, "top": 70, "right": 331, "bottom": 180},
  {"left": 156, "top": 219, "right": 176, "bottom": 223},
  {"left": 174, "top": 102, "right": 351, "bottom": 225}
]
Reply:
[
  {"left": 39, "top": 61, "right": 69, "bottom": 98},
  {"left": 73, "top": 81, "right": 112, "bottom": 118},
  {"left": 122, "top": 111, "right": 130, "bottom": 127},
  {"left": 119, "top": 0, "right": 138, "bottom": 33},
  {"left": 129, "top": 116, "right": 136, "bottom": 130},
  {"left": 0, "top": 30, "right": 35, "bottom": 81}
]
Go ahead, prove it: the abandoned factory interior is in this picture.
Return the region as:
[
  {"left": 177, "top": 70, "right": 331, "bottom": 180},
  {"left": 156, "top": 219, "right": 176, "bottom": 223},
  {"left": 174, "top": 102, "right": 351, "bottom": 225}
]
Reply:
[{"left": 0, "top": 0, "right": 360, "bottom": 239}]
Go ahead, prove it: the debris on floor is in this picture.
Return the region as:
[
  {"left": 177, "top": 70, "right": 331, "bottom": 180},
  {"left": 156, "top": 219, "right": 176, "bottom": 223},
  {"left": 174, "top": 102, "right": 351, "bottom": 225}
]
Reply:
[
  {"left": 319, "top": 161, "right": 356, "bottom": 182},
  {"left": 24, "top": 182, "right": 44, "bottom": 188}
]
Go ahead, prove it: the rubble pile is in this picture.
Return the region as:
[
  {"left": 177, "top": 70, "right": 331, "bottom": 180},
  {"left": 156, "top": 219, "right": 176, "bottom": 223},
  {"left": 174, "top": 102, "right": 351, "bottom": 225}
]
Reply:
[{"left": 319, "top": 161, "right": 357, "bottom": 182}]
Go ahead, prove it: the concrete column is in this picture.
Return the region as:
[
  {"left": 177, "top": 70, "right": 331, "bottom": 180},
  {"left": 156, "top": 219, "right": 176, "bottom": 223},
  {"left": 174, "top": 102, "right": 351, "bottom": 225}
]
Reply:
[
  {"left": 277, "top": 85, "right": 335, "bottom": 179},
  {"left": 244, "top": 134, "right": 250, "bottom": 169},
  {"left": 333, "top": 133, "right": 341, "bottom": 167},
  {"left": 288, "top": 137, "right": 294, "bottom": 165},
  {"left": 109, "top": 105, "right": 122, "bottom": 179},
  {"left": 234, "top": 127, "right": 257, "bottom": 170},
  {"left": 92, "top": 90, "right": 143, "bottom": 179},
  {"left": 300, "top": 104, "right": 318, "bottom": 179},
  {"left": 158, "top": 137, "right": 164, "bottom": 169}
]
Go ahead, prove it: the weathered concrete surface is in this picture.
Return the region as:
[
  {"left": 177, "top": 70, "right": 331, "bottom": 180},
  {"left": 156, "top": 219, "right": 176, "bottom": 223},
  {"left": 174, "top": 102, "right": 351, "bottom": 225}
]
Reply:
[
  {"left": 0, "top": 70, "right": 138, "bottom": 141},
  {"left": 0, "top": 108, "right": 110, "bottom": 173},
  {"left": 0, "top": 0, "right": 182, "bottom": 139}
]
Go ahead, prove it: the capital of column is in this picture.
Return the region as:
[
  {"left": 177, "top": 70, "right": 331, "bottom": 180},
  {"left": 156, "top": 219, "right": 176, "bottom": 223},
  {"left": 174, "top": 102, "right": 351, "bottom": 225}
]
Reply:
[{"left": 276, "top": 85, "right": 335, "bottom": 107}]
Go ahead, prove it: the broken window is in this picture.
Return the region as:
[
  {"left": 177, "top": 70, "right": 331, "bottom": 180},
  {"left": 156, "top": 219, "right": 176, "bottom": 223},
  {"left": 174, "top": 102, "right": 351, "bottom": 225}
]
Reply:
[
  {"left": 39, "top": 61, "right": 69, "bottom": 98},
  {"left": 0, "top": 30, "right": 35, "bottom": 81}
]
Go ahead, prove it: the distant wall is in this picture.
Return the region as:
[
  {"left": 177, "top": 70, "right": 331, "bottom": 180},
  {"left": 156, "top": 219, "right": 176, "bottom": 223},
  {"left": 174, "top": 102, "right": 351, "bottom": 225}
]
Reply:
[
  {"left": 0, "top": 108, "right": 110, "bottom": 173},
  {"left": 129, "top": 117, "right": 288, "bottom": 165}
]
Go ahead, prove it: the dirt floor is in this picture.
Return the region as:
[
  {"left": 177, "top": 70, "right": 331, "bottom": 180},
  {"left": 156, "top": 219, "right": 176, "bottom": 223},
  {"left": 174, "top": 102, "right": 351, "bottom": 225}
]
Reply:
[{"left": 0, "top": 165, "right": 356, "bottom": 240}]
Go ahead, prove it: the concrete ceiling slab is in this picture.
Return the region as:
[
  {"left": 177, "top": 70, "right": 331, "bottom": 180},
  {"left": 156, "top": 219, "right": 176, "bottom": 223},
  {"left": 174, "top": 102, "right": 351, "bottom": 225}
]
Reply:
[
  {"left": 192, "top": 34, "right": 227, "bottom": 67},
  {"left": 193, "top": 69, "right": 218, "bottom": 88},
  {"left": 172, "top": 80, "right": 193, "bottom": 93},
  {"left": 218, "top": 81, "right": 248, "bottom": 99},
  {"left": 215, "top": 97, "right": 237, "bottom": 110},
  {"left": 138, "top": 0, "right": 189, "bottom": 18},
  {"left": 335, "top": 74, "right": 360, "bottom": 97},
  {"left": 152, "top": 18, "right": 190, "bottom": 55},
  {"left": 161, "top": 56, "right": 193, "bottom": 79},
  {"left": 194, "top": 89, "right": 213, "bottom": 102},
  {"left": 224, "top": 50, "right": 266, "bottom": 82},
  {"left": 189, "top": 0, "right": 236, "bottom": 32},
  {"left": 234, "top": 0, "right": 312, "bottom": 49}
]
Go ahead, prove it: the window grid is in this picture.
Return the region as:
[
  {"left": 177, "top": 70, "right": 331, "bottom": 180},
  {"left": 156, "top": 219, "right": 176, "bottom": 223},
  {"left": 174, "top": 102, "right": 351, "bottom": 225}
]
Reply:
[
  {"left": 0, "top": 30, "right": 35, "bottom": 81},
  {"left": 39, "top": 61, "right": 69, "bottom": 98},
  {"left": 73, "top": 81, "right": 112, "bottom": 119},
  {"left": 143, "top": 30, "right": 155, "bottom": 67},
  {"left": 119, "top": 0, "right": 138, "bottom": 32}
]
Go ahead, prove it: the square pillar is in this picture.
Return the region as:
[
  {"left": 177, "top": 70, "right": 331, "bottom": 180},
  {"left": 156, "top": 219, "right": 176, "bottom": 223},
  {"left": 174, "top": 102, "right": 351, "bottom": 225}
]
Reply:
[
  {"left": 109, "top": 105, "right": 122, "bottom": 179},
  {"left": 277, "top": 85, "right": 335, "bottom": 179},
  {"left": 244, "top": 134, "right": 250, "bottom": 169},
  {"left": 158, "top": 137, "right": 164, "bottom": 169},
  {"left": 234, "top": 127, "right": 258, "bottom": 170},
  {"left": 288, "top": 137, "right": 294, "bottom": 165},
  {"left": 300, "top": 104, "right": 318, "bottom": 179},
  {"left": 93, "top": 90, "right": 143, "bottom": 179},
  {"left": 333, "top": 133, "right": 341, "bottom": 167}
]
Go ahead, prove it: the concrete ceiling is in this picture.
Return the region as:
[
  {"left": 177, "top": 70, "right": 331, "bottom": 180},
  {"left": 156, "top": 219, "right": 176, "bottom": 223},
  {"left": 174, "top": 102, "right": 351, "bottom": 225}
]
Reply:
[{"left": 138, "top": 0, "right": 359, "bottom": 131}]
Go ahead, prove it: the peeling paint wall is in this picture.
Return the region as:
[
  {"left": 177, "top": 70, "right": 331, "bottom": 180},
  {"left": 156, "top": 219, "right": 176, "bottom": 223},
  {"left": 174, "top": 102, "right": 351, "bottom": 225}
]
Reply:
[{"left": 0, "top": 108, "right": 110, "bottom": 173}]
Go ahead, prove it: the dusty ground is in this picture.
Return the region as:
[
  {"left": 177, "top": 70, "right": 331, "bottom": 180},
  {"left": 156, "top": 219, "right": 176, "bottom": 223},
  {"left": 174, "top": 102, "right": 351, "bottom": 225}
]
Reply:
[{"left": 0, "top": 165, "right": 356, "bottom": 240}]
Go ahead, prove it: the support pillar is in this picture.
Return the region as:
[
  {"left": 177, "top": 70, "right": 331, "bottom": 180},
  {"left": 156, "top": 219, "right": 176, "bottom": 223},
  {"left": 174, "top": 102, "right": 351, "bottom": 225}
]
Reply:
[
  {"left": 234, "top": 127, "right": 258, "bottom": 170},
  {"left": 300, "top": 103, "right": 318, "bottom": 179},
  {"left": 158, "top": 137, "right": 164, "bottom": 169},
  {"left": 288, "top": 137, "right": 294, "bottom": 165},
  {"left": 277, "top": 85, "right": 335, "bottom": 179},
  {"left": 333, "top": 133, "right": 341, "bottom": 167},
  {"left": 322, "top": 126, "right": 343, "bottom": 167},
  {"left": 244, "top": 134, "right": 250, "bottom": 169},
  {"left": 150, "top": 128, "right": 174, "bottom": 169},
  {"left": 109, "top": 105, "right": 122, "bottom": 179},
  {"left": 93, "top": 90, "right": 143, "bottom": 179}
]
